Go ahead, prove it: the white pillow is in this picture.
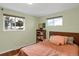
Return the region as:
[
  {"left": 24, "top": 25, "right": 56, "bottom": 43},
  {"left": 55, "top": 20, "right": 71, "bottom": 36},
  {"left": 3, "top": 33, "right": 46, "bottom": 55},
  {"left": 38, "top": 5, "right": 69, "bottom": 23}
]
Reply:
[{"left": 67, "top": 37, "right": 74, "bottom": 44}]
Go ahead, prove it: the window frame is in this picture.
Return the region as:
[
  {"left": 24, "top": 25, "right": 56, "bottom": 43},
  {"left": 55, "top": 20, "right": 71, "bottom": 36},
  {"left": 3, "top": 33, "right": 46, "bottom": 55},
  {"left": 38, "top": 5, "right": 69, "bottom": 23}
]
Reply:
[
  {"left": 46, "top": 16, "right": 63, "bottom": 26},
  {"left": 3, "top": 14, "right": 25, "bottom": 31}
]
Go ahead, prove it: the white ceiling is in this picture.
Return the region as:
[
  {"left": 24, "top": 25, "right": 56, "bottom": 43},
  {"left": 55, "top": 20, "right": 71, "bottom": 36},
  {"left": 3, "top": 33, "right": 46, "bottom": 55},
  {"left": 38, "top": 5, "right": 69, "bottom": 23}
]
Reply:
[{"left": 0, "top": 3, "right": 79, "bottom": 17}]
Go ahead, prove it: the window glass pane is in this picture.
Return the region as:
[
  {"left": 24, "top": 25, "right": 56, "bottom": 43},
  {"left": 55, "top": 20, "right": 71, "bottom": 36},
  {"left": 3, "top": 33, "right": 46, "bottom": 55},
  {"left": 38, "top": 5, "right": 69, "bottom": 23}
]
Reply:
[
  {"left": 47, "top": 19, "right": 54, "bottom": 26},
  {"left": 54, "top": 17, "right": 63, "bottom": 26},
  {"left": 9, "top": 17, "right": 16, "bottom": 28}
]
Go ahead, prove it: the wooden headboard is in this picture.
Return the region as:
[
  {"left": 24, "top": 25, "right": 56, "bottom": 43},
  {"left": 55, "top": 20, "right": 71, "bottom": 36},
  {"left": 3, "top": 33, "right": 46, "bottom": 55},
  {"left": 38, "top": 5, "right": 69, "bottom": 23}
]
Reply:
[{"left": 49, "top": 31, "right": 79, "bottom": 46}]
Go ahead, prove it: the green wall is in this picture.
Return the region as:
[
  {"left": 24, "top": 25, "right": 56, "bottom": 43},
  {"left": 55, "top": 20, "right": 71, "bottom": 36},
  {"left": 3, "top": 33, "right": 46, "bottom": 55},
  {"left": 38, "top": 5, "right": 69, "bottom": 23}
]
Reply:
[
  {"left": 38, "top": 6, "right": 79, "bottom": 38},
  {"left": 0, "top": 5, "right": 79, "bottom": 53},
  {"left": 0, "top": 7, "right": 38, "bottom": 52}
]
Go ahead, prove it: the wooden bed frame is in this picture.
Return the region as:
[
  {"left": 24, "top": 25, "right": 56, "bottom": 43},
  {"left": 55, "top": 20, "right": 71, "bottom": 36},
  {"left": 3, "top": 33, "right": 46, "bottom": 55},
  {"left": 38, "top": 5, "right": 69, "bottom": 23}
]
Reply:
[{"left": 49, "top": 31, "right": 79, "bottom": 46}]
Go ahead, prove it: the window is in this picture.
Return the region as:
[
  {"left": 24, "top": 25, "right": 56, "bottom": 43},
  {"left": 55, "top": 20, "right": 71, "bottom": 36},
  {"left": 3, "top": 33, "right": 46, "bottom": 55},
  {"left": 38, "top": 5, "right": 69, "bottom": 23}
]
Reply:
[
  {"left": 3, "top": 14, "right": 25, "bottom": 31},
  {"left": 47, "top": 16, "right": 63, "bottom": 26}
]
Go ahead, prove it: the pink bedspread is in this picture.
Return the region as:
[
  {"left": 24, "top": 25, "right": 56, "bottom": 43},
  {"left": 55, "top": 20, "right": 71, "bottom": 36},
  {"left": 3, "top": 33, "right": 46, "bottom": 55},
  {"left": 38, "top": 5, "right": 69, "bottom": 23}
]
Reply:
[{"left": 18, "top": 40, "right": 79, "bottom": 56}]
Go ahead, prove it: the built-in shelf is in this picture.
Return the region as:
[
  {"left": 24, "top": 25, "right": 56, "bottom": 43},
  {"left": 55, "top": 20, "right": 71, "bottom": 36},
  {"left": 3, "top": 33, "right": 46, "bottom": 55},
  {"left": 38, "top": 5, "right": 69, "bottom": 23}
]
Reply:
[{"left": 36, "top": 29, "right": 46, "bottom": 43}]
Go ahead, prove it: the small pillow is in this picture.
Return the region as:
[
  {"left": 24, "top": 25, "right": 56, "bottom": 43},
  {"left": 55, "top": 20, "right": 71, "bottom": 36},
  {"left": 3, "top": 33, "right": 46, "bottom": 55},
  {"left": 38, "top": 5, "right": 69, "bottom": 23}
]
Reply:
[
  {"left": 64, "top": 37, "right": 68, "bottom": 44},
  {"left": 49, "top": 35, "right": 68, "bottom": 45},
  {"left": 67, "top": 37, "right": 74, "bottom": 44}
]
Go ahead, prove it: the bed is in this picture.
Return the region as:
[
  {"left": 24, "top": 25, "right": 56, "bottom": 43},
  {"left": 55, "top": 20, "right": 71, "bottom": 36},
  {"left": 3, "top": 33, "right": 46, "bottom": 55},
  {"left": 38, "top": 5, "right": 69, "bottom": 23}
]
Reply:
[{"left": 18, "top": 31, "right": 79, "bottom": 56}]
